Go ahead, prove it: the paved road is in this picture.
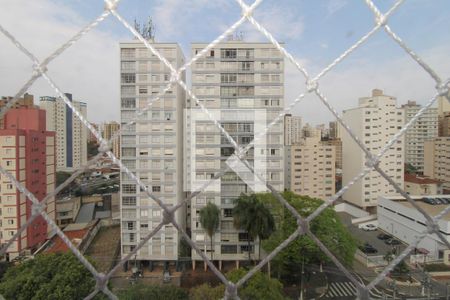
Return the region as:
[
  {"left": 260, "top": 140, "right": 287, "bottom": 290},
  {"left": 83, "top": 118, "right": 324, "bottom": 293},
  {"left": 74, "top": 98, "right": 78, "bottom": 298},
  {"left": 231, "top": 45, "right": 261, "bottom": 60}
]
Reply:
[{"left": 318, "top": 265, "right": 385, "bottom": 299}]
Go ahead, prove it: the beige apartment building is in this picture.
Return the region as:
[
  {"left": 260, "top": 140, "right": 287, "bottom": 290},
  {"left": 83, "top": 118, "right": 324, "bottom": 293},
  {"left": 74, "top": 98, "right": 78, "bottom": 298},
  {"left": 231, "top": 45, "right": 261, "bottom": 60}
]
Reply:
[
  {"left": 402, "top": 100, "right": 438, "bottom": 173},
  {"left": 188, "top": 42, "right": 284, "bottom": 266},
  {"left": 288, "top": 136, "right": 336, "bottom": 200},
  {"left": 284, "top": 114, "right": 302, "bottom": 145},
  {"left": 119, "top": 41, "right": 186, "bottom": 263},
  {"left": 101, "top": 121, "right": 121, "bottom": 158},
  {"left": 440, "top": 112, "right": 450, "bottom": 137},
  {"left": 329, "top": 121, "right": 341, "bottom": 139},
  {"left": 322, "top": 138, "right": 342, "bottom": 170},
  {"left": 40, "top": 94, "right": 87, "bottom": 171},
  {"left": 424, "top": 137, "right": 450, "bottom": 192},
  {"left": 342, "top": 89, "right": 404, "bottom": 210}
]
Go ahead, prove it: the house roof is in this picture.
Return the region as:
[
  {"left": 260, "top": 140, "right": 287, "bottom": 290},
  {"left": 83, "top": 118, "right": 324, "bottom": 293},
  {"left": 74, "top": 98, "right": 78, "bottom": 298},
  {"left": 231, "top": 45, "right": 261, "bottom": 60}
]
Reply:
[{"left": 404, "top": 173, "right": 441, "bottom": 185}]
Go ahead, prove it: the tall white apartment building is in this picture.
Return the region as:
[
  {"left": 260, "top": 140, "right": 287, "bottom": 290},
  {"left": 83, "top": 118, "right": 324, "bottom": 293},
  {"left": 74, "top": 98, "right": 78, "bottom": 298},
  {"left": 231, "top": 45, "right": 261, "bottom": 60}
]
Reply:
[
  {"left": 288, "top": 136, "right": 336, "bottom": 200},
  {"left": 188, "top": 42, "right": 284, "bottom": 266},
  {"left": 119, "top": 41, "right": 186, "bottom": 263},
  {"left": 402, "top": 100, "right": 438, "bottom": 173},
  {"left": 342, "top": 89, "right": 404, "bottom": 210},
  {"left": 40, "top": 94, "right": 87, "bottom": 171},
  {"left": 284, "top": 114, "right": 302, "bottom": 145}
]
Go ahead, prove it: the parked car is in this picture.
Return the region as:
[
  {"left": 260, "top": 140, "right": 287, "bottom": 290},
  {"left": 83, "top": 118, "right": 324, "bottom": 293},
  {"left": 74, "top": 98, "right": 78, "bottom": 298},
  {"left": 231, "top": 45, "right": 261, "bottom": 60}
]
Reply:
[
  {"left": 423, "top": 197, "right": 437, "bottom": 205},
  {"left": 361, "top": 224, "right": 377, "bottom": 231},
  {"left": 377, "top": 233, "right": 391, "bottom": 240},
  {"left": 385, "top": 238, "right": 401, "bottom": 245},
  {"left": 359, "top": 243, "right": 378, "bottom": 254}
]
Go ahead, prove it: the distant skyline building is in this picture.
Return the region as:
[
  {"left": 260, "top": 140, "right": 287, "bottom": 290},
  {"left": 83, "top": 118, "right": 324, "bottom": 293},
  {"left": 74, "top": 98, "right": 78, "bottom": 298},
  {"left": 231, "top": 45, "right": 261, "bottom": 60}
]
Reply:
[
  {"left": 0, "top": 107, "right": 56, "bottom": 260},
  {"left": 39, "top": 93, "right": 87, "bottom": 172},
  {"left": 101, "top": 121, "right": 121, "bottom": 158},
  {"left": 287, "top": 136, "right": 336, "bottom": 200},
  {"left": 188, "top": 42, "right": 284, "bottom": 266},
  {"left": 402, "top": 100, "right": 438, "bottom": 173},
  {"left": 302, "top": 123, "right": 321, "bottom": 139},
  {"left": 329, "top": 121, "right": 340, "bottom": 139},
  {"left": 284, "top": 114, "right": 302, "bottom": 145},
  {"left": 424, "top": 137, "right": 450, "bottom": 193},
  {"left": 119, "top": 41, "right": 186, "bottom": 263},
  {"left": 341, "top": 89, "right": 404, "bottom": 210}
]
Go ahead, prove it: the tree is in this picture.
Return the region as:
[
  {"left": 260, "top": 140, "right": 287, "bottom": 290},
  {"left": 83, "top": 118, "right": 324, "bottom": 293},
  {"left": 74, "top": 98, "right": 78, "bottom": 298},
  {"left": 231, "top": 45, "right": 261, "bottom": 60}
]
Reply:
[
  {"left": 261, "top": 191, "right": 357, "bottom": 282},
  {"left": 0, "top": 252, "right": 101, "bottom": 300},
  {"left": 233, "top": 194, "right": 275, "bottom": 263},
  {"left": 227, "top": 268, "right": 287, "bottom": 300},
  {"left": 189, "top": 283, "right": 224, "bottom": 300},
  {"left": 87, "top": 140, "right": 99, "bottom": 158},
  {"left": 199, "top": 202, "right": 220, "bottom": 260},
  {"left": 405, "top": 163, "right": 418, "bottom": 174},
  {"left": 188, "top": 269, "right": 286, "bottom": 300},
  {"left": 118, "top": 283, "right": 187, "bottom": 300}
]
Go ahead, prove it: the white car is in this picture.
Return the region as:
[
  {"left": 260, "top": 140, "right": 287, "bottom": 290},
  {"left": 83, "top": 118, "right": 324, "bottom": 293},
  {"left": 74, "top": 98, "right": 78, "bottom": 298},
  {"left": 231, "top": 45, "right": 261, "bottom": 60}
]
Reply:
[{"left": 361, "top": 224, "right": 377, "bottom": 231}]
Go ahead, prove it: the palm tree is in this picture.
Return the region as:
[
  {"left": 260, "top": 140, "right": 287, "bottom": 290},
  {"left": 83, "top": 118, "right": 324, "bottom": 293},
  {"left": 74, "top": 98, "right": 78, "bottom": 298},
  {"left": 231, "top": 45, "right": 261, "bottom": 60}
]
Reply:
[
  {"left": 233, "top": 194, "right": 275, "bottom": 263},
  {"left": 199, "top": 202, "right": 220, "bottom": 261}
]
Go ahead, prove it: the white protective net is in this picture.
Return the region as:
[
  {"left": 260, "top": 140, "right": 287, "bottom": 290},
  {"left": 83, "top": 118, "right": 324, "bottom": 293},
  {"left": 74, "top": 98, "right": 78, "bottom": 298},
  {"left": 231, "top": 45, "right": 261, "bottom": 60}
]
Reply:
[{"left": 0, "top": 0, "right": 449, "bottom": 299}]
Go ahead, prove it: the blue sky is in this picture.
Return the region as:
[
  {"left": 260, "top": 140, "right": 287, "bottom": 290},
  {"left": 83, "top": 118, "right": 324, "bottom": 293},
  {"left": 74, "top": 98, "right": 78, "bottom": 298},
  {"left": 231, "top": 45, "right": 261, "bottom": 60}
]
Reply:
[{"left": 0, "top": 0, "right": 449, "bottom": 123}]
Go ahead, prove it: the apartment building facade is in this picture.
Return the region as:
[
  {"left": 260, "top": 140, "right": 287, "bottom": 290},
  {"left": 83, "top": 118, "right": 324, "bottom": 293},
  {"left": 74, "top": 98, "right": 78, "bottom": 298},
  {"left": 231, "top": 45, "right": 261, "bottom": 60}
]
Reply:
[
  {"left": 119, "top": 41, "right": 186, "bottom": 262},
  {"left": 342, "top": 89, "right": 404, "bottom": 210},
  {"left": 288, "top": 136, "right": 336, "bottom": 200},
  {"left": 39, "top": 94, "right": 87, "bottom": 171},
  {"left": 188, "top": 42, "right": 284, "bottom": 265},
  {"left": 0, "top": 107, "right": 55, "bottom": 260},
  {"left": 101, "top": 121, "right": 121, "bottom": 158},
  {"left": 284, "top": 114, "right": 302, "bottom": 146},
  {"left": 402, "top": 100, "right": 438, "bottom": 173},
  {"left": 424, "top": 137, "right": 450, "bottom": 192}
]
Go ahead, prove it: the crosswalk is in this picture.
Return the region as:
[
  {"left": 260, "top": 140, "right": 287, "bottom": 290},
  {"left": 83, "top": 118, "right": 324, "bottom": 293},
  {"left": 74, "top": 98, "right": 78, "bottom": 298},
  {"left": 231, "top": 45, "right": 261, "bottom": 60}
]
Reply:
[
  {"left": 324, "top": 282, "right": 357, "bottom": 298},
  {"left": 324, "top": 282, "right": 383, "bottom": 299}
]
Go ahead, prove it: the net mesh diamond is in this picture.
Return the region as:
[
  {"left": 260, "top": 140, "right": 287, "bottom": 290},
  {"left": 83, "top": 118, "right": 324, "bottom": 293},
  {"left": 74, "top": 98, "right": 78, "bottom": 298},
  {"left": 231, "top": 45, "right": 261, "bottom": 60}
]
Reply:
[{"left": 0, "top": 0, "right": 449, "bottom": 299}]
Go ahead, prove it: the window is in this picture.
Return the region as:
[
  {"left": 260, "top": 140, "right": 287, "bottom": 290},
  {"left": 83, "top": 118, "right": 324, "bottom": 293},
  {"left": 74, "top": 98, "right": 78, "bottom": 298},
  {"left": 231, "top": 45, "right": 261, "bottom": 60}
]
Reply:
[
  {"left": 122, "top": 196, "right": 136, "bottom": 206},
  {"left": 121, "top": 48, "right": 135, "bottom": 59},
  {"left": 122, "top": 184, "right": 136, "bottom": 193},
  {"left": 139, "top": 87, "right": 148, "bottom": 95},
  {"left": 221, "top": 48, "right": 237, "bottom": 59},
  {"left": 239, "top": 232, "right": 253, "bottom": 241},
  {"left": 152, "top": 186, "right": 161, "bottom": 192},
  {"left": 223, "top": 209, "right": 233, "bottom": 217},
  {"left": 121, "top": 73, "right": 136, "bottom": 84},
  {"left": 221, "top": 245, "right": 237, "bottom": 254},
  {"left": 121, "top": 98, "right": 136, "bottom": 109}
]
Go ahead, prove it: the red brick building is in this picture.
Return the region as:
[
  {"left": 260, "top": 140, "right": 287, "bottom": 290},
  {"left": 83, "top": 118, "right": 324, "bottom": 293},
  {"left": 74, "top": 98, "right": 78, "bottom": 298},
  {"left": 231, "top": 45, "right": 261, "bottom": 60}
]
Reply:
[{"left": 0, "top": 107, "right": 56, "bottom": 260}]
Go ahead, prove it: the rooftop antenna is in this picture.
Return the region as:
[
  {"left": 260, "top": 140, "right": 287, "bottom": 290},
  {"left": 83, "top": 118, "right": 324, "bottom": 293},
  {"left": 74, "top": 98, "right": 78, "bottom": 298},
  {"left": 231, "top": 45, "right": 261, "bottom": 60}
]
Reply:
[
  {"left": 146, "top": 17, "right": 155, "bottom": 40},
  {"left": 133, "top": 17, "right": 155, "bottom": 41},
  {"left": 133, "top": 19, "right": 141, "bottom": 39}
]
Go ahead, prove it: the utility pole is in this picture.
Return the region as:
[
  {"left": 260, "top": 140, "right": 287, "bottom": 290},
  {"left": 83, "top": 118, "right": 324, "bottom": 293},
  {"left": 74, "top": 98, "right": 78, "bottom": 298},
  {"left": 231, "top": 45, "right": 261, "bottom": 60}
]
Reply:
[
  {"left": 446, "top": 282, "right": 449, "bottom": 300},
  {"left": 392, "top": 280, "right": 397, "bottom": 300},
  {"left": 299, "top": 258, "right": 304, "bottom": 300}
]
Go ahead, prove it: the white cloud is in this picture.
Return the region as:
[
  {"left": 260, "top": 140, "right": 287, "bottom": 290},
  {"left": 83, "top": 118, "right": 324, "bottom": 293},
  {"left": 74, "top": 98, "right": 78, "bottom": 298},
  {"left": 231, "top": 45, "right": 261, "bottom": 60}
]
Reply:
[
  {"left": 240, "top": 3, "right": 304, "bottom": 42},
  {"left": 0, "top": 0, "right": 121, "bottom": 123},
  {"left": 152, "top": 0, "right": 232, "bottom": 40},
  {"left": 284, "top": 43, "right": 450, "bottom": 125},
  {"left": 325, "top": 0, "right": 348, "bottom": 18}
]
